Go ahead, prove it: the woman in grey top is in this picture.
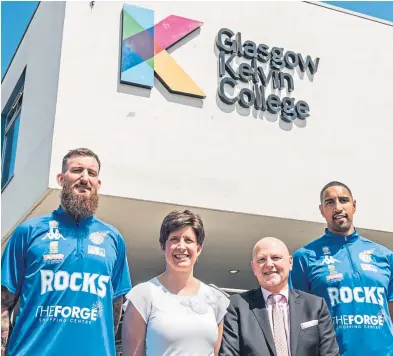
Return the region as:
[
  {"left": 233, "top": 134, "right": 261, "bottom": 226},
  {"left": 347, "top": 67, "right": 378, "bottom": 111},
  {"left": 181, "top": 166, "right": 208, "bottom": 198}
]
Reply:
[{"left": 122, "top": 210, "right": 229, "bottom": 356}]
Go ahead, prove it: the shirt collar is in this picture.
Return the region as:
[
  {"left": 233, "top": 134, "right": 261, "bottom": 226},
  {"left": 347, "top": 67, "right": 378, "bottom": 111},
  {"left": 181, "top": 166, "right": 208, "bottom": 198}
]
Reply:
[
  {"left": 261, "top": 285, "right": 289, "bottom": 303},
  {"left": 324, "top": 228, "right": 359, "bottom": 242},
  {"left": 53, "top": 205, "right": 94, "bottom": 225}
]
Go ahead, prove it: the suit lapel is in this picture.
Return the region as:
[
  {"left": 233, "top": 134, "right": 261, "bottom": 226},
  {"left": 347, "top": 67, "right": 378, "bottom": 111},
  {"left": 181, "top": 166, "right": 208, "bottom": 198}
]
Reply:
[
  {"left": 250, "top": 288, "right": 277, "bottom": 356},
  {"left": 289, "top": 289, "right": 303, "bottom": 356}
]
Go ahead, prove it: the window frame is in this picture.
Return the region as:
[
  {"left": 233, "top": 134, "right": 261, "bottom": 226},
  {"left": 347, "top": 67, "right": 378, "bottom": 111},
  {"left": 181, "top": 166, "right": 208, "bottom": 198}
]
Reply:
[{"left": 1, "top": 68, "right": 26, "bottom": 191}]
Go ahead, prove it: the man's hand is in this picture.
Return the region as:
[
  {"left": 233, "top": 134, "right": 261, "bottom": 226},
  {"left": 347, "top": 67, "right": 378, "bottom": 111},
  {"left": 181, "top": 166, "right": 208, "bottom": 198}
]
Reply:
[
  {"left": 1, "top": 286, "right": 19, "bottom": 356},
  {"left": 113, "top": 295, "right": 125, "bottom": 336},
  {"left": 1, "top": 312, "right": 9, "bottom": 356}
]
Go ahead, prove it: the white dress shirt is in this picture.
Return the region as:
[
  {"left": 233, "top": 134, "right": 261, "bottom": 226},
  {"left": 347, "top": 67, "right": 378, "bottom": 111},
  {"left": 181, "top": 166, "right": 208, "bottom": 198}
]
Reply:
[{"left": 261, "top": 286, "right": 291, "bottom": 356}]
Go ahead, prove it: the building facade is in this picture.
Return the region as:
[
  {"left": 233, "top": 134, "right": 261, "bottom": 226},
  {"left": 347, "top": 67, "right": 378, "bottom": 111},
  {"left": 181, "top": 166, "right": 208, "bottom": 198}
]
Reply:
[{"left": 2, "top": 1, "right": 393, "bottom": 294}]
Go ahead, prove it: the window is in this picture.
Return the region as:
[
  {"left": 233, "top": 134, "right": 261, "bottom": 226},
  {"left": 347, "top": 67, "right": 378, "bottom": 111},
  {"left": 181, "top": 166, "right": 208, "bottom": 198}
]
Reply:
[
  {"left": 1, "top": 69, "right": 25, "bottom": 190},
  {"left": 1, "top": 93, "right": 22, "bottom": 189}
]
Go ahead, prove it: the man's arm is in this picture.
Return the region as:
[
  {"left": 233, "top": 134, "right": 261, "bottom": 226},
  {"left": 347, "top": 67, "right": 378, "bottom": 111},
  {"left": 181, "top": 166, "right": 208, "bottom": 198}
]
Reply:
[
  {"left": 219, "top": 300, "right": 240, "bottom": 356},
  {"left": 318, "top": 297, "right": 339, "bottom": 356},
  {"left": 113, "top": 295, "right": 124, "bottom": 336},
  {"left": 1, "top": 286, "right": 19, "bottom": 356},
  {"left": 110, "top": 234, "right": 132, "bottom": 337},
  {"left": 388, "top": 253, "right": 393, "bottom": 322},
  {"left": 290, "top": 249, "right": 311, "bottom": 292}
]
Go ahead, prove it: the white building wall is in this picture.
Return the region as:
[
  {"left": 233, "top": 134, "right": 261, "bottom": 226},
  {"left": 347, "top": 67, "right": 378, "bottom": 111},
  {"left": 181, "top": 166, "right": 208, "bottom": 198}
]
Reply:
[
  {"left": 1, "top": 2, "right": 66, "bottom": 238},
  {"left": 49, "top": 1, "right": 393, "bottom": 232}
]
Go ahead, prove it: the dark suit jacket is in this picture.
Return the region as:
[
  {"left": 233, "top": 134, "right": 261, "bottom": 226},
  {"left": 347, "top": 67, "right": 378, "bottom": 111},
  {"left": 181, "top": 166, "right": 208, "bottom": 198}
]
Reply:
[{"left": 219, "top": 288, "right": 339, "bottom": 356}]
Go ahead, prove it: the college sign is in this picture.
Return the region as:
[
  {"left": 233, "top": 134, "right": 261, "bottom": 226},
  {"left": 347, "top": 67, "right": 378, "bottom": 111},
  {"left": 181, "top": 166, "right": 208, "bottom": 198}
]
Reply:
[
  {"left": 120, "top": 4, "right": 205, "bottom": 98},
  {"left": 216, "top": 28, "right": 320, "bottom": 121}
]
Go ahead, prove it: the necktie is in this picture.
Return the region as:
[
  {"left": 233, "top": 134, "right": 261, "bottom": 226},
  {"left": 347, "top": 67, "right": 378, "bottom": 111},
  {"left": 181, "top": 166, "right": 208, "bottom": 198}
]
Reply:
[{"left": 268, "top": 293, "right": 289, "bottom": 356}]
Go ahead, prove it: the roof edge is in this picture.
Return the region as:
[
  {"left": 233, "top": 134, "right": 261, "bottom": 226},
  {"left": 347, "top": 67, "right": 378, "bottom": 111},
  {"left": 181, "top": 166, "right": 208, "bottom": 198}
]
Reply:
[{"left": 1, "top": 1, "right": 391, "bottom": 84}]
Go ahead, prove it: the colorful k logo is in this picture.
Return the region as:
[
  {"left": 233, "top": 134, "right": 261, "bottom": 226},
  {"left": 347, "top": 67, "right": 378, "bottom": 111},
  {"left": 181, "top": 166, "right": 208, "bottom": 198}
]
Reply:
[{"left": 121, "top": 4, "right": 206, "bottom": 98}]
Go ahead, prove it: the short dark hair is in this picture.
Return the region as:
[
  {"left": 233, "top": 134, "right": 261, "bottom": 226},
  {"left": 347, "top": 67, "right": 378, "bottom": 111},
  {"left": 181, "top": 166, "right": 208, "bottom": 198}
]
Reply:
[
  {"left": 62, "top": 148, "right": 101, "bottom": 173},
  {"left": 320, "top": 181, "right": 353, "bottom": 202},
  {"left": 159, "top": 210, "right": 205, "bottom": 249}
]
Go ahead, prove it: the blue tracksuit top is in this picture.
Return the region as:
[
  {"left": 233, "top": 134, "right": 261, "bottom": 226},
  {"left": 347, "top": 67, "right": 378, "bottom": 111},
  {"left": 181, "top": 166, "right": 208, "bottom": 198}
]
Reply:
[
  {"left": 290, "top": 229, "right": 393, "bottom": 356},
  {"left": 1, "top": 206, "right": 132, "bottom": 356}
]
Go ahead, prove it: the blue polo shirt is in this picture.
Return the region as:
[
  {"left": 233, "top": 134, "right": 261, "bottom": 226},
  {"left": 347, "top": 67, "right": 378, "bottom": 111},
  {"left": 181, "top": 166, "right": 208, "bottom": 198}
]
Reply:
[
  {"left": 1, "top": 206, "right": 132, "bottom": 356},
  {"left": 291, "top": 229, "right": 393, "bottom": 356}
]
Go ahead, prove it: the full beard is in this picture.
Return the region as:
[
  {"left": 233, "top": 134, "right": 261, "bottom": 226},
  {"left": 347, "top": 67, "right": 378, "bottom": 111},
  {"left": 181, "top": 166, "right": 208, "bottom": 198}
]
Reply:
[{"left": 60, "top": 181, "right": 99, "bottom": 220}]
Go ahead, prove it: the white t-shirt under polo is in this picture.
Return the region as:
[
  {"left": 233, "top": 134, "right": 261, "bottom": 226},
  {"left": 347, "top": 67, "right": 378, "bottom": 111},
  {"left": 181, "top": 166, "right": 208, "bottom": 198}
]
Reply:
[{"left": 125, "top": 277, "right": 229, "bottom": 356}]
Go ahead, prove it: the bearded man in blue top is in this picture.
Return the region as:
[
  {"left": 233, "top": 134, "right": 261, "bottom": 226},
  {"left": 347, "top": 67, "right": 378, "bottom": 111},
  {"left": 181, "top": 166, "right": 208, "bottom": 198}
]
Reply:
[
  {"left": 291, "top": 181, "right": 393, "bottom": 356},
  {"left": 1, "top": 148, "right": 132, "bottom": 356}
]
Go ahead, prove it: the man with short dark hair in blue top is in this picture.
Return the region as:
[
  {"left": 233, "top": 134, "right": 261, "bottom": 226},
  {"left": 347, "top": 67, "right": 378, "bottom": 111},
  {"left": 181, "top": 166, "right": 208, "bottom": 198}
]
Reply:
[
  {"left": 291, "top": 181, "right": 393, "bottom": 356},
  {"left": 1, "top": 148, "right": 132, "bottom": 356}
]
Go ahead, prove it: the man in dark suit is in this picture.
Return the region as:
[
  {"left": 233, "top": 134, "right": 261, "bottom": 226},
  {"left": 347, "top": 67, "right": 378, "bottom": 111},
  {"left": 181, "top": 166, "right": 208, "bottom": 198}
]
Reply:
[{"left": 220, "top": 237, "right": 339, "bottom": 356}]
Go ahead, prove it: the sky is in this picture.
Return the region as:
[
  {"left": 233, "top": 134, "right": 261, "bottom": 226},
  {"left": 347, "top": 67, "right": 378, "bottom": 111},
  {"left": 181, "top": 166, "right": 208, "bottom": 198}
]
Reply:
[
  {"left": 1, "top": 1, "right": 393, "bottom": 78},
  {"left": 1, "top": 1, "right": 38, "bottom": 77},
  {"left": 324, "top": 1, "right": 393, "bottom": 21}
]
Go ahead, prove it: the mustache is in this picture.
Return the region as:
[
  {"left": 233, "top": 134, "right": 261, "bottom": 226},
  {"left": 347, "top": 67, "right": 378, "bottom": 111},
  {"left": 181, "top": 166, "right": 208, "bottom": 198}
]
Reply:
[
  {"left": 74, "top": 182, "right": 90, "bottom": 189},
  {"left": 333, "top": 212, "right": 347, "bottom": 218}
]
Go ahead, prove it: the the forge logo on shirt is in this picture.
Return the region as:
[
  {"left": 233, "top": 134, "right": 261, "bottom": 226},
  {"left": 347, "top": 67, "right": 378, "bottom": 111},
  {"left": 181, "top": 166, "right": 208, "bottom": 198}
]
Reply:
[
  {"left": 35, "top": 301, "right": 104, "bottom": 325},
  {"left": 332, "top": 313, "right": 385, "bottom": 330},
  {"left": 40, "top": 270, "right": 110, "bottom": 298}
]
